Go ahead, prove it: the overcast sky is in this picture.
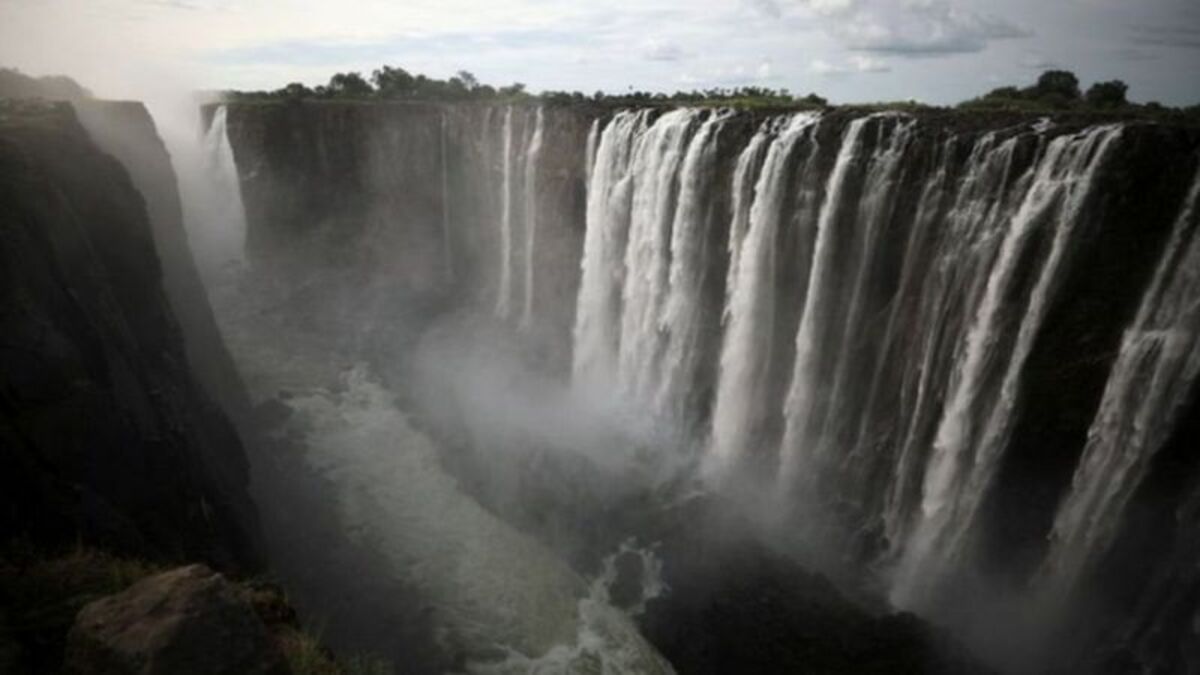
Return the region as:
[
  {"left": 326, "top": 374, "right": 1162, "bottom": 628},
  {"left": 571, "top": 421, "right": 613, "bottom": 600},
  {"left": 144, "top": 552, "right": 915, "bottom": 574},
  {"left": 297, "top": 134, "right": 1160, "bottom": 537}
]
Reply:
[{"left": 1, "top": 0, "right": 1197, "bottom": 105}]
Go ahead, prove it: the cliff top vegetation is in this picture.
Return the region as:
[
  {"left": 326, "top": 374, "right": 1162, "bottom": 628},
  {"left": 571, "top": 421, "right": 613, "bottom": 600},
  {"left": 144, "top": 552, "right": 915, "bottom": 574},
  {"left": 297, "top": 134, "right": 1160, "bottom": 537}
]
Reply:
[{"left": 221, "top": 65, "right": 1200, "bottom": 120}]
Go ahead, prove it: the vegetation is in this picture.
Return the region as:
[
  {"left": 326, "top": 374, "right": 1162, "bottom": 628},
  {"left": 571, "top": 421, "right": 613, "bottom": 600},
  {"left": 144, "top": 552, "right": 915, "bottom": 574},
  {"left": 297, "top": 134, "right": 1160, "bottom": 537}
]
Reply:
[
  {"left": 223, "top": 64, "right": 829, "bottom": 109},
  {"left": 0, "top": 543, "right": 390, "bottom": 674},
  {"left": 956, "top": 68, "right": 1199, "bottom": 119},
  {"left": 221, "top": 63, "right": 1200, "bottom": 119},
  {"left": 0, "top": 543, "right": 164, "bottom": 672}
]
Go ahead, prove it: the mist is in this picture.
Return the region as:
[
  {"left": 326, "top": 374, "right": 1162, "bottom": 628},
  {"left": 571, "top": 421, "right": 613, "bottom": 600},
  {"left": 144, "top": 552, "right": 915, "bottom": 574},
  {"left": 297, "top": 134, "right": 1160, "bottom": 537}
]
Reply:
[{"left": 3, "top": 2, "right": 1199, "bottom": 673}]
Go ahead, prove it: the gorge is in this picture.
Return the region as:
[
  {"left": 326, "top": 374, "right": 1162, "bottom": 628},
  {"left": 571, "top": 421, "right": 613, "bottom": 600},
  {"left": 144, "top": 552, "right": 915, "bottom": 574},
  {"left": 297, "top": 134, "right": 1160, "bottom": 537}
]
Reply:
[
  {"left": 205, "top": 99, "right": 1200, "bottom": 672},
  {"left": 1, "top": 76, "right": 1198, "bottom": 673}
]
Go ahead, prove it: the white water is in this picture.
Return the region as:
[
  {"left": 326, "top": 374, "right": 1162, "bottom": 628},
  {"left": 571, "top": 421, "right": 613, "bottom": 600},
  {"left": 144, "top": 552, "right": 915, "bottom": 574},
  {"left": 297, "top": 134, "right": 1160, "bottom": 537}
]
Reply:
[
  {"left": 521, "top": 107, "right": 545, "bottom": 330},
  {"left": 618, "top": 109, "right": 702, "bottom": 409},
  {"left": 778, "top": 117, "right": 871, "bottom": 491},
  {"left": 198, "top": 105, "right": 247, "bottom": 270},
  {"left": 779, "top": 115, "right": 916, "bottom": 496},
  {"left": 707, "top": 113, "right": 818, "bottom": 475},
  {"left": 585, "top": 118, "right": 600, "bottom": 187},
  {"left": 573, "top": 111, "right": 647, "bottom": 386},
  {"left": 496, "top": 106, "right": 515, "bottom": 318},
  {"left": 881, "top": 132, "right": 1026, "bottom": 550},
  {"left": 655, "top": 111, "right": 731, "bottom": 421},
  {"left": 1040, "top": 167, "right": 1200, "bottom": 593},
  {"left": 892, "top": 125, "right": 1124, "bottom": 605}
]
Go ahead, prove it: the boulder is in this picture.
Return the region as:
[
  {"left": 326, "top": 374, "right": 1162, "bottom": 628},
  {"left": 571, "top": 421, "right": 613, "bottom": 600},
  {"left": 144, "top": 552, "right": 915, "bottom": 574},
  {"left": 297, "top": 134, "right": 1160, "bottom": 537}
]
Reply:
[{"left": 64, "top": 565, "right": 288, "bottom": 675}]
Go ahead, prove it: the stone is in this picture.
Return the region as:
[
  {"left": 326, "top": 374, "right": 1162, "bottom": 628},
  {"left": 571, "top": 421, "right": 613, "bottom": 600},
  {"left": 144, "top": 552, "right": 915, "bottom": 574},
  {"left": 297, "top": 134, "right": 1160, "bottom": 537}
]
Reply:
[{"left": 64, "top": 565, "right": 288, "bottom": 675}]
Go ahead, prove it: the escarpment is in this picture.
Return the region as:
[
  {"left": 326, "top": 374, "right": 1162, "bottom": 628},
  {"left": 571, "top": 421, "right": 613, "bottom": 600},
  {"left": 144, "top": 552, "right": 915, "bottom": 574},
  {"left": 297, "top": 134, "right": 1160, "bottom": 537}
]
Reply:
[{"left": 0, "top": 101, "right": 261, "bottom": 571}]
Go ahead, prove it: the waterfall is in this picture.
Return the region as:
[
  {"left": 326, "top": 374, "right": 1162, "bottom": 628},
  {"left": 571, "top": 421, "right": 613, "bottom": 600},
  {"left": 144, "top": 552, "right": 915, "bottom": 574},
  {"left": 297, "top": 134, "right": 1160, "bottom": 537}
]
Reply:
[
  {"left": 551, "top": 108, "right": 1200, "bottom": 663},
  {"left": 521, "top": 107, "right": 545, "bottom": 330},
  {"left": 618, "top": 109, "right": 702, "bottom": 408},
  {"left": 1040, "top": 167, "right": 1200, "bottom": 593},
  {"left": 892, "top": 125, "right": 1124, "bottom": 605},
  {"left": 708, "top": 113, "right": 819, "bottom": 474},
  {"left": 778, "top": 117, "right": 872, "bottom": 491},
  {"left": 654, "top": 111, "right": 731, "bottom": 421},
  {"left": 200, "top": 104, "right": 248, "bottom": 268},
  {"left": 573, "top": 111, "right": 647, "bottom": 385},
  {"left": 440, "top": 111, "right": 454, "bottom": 282},
  {"left": 496, "top": 106, "right": 516, "bottom": 318},
  {"left": 881, "top": 132, "right": 1027, "bottom": 550},
  {"left": 585, "top": 118, "right": 600, "bottom": 186}
]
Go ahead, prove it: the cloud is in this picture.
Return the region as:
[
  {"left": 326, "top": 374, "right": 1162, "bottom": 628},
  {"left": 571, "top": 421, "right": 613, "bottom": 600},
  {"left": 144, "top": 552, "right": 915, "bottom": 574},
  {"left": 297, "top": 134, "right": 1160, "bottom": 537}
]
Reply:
[
  {"left": 1018, "top": 54, "right": 1059, "bottom": 70},
  {"left": 643, "top": 39, "right": 684, "bottom": 61},
  {"left": 810, "top": 55, "right": 890, "bottom": 75},
  {"left": 1130, "top": 25, "right": 1200, "bottom": 50},
  {"left": 800, "top": 0, "right": 858, "bottom": 17},
  {"left": 744, "top": 0, "right": 782, "bottom": 19},
  {"left": 778, "top": 0, "right": 1029, "bottom": 56},
  {"left": 677, "top": 59, "right": 777, "bottom": 86},
  {"left": 840, "top": 7, "right": 1028, "bottom": 55}
]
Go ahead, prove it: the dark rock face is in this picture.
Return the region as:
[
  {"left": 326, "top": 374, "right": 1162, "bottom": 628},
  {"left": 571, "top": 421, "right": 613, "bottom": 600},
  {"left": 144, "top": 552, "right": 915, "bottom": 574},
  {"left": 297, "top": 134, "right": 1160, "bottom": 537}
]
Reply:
[
  {"left": 0, "top": 101, "right": 260, "bottom": 570},
  {"left": 64, "top": 564, "right": 287, "bottom": 675},
  {"left": 639, "top": 506, "right": 988, "bottom": 675},
  {"left": 72, "top": 100, "right": 252, "bottom": 429},
  {"left": 219, "top": 101, "right": 593, "bottom": 371}
]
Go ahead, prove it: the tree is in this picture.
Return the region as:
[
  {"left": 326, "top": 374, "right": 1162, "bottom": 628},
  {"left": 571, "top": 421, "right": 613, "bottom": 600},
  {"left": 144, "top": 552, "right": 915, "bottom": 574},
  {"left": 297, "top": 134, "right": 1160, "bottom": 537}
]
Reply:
[
  {"left": 498, "top": 82, "right": 527, "bottom": 98},
  {"left": 455, "top": 70, "right": 479, "bottom": 91},
  {"left": 372, "top": 65, "right": 415, "bottom": 98},
  {"left": 328, "top": 71, "right": 373, "bottom": 98},
  {"left": 983, "top": 85, "right": 1022, "bottom": 100},
  {"left": 1034, "top": 70, "right": 1081, "bottom": 101},
  {"left": 1085, "top": 80, "right": 1128, "bottom": 109},
  {"left": 277, "top": 82, "right": 313, "bottom": 100}
]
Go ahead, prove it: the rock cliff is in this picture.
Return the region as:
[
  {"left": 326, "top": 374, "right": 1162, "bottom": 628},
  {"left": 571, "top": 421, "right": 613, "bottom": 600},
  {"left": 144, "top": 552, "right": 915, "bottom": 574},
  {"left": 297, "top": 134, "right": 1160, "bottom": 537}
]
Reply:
[{"left": 0, "top": 100, "right": 260, "bottom": 570}]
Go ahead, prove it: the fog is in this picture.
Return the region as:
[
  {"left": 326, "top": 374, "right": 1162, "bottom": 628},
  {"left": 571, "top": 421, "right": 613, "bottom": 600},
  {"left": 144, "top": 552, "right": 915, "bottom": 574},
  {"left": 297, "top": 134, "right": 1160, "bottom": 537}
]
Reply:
[{"left": 4, "top": 3, "right": 1198, "bottom": 668}]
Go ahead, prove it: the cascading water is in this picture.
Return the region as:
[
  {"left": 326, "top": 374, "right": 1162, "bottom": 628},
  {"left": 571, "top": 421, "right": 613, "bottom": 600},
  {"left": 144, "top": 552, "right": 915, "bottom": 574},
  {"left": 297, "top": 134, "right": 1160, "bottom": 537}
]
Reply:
[
  {"left": 1040, "top": 167, "right": 1200, "bottom": 594},
  {"left": 779, "top": 115, "right": 914, "bottom": 496},
  {"left": 708, "top": 113, "right": 819, "bottom": 474},
  {"left": 616, "top": 109, "right": 702, "bottom": 412},
  {"left": 585, "top": 118, "right": 600, "bottom": 186},
  {"left": 892, "top": 125, "right": 1124, "bottom": 605},
  {"left": 569, "top": 108, "right": 1198, "bottom": 663},
  {"left": 198, "top": 104, "right": 247, "bottom": 270},
  {"left": 654, "top": 110, "right": 732, "bottom": 422},
  {"left": 496, "top": 106, "right": 516, "bottom": 318},
  {"left": 573, "top": 110, "right": 648, "bottom": 387},
  {"left": 197, "top": 104, "right": 674, "bottom": 674},
  {"left": 209, "top": 96, "right": 1200, "bottom": 672},
  {"left": 521, "top": 107, "right": 545, "bottom": 330}
]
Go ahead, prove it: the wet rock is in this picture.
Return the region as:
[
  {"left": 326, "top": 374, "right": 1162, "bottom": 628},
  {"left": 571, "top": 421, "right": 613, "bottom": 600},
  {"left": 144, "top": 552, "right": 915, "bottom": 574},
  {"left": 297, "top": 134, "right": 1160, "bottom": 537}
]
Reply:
[{"left": 64, "top": 564, "right": 288, "bottom": 675}]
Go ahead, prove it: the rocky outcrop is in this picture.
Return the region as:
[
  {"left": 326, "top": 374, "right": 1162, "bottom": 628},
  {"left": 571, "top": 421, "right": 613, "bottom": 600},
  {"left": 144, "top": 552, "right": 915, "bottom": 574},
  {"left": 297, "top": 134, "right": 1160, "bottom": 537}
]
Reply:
[
  {"left": 0, "top": 100, "right": 261, "bottom": 570},
  {"left": 72, "top": 100, "right": 252, "bottom": 428},
  {"left": 64, "top": 564, "right": 287, "bottom": 675}
]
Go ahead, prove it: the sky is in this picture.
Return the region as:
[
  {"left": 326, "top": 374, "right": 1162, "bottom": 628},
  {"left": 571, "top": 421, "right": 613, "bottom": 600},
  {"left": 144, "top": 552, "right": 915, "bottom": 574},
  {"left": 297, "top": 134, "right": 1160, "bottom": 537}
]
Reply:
[{"left": 1, "top": 0, "right": 1198, "bottom": 105}]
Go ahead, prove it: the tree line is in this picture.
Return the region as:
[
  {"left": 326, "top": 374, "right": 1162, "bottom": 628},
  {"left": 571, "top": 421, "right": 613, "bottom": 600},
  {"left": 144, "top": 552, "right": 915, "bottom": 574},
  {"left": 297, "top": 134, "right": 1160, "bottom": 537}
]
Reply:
[
  {"left": 225, "top": 65, "right": 1196, "bottom": 117},
  {"left": 224, "top": 65, "right": 825, "bottom": 108}
]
